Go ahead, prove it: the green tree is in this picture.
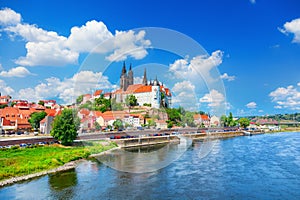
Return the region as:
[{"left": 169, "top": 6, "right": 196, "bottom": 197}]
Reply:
[
  {"left": 220, "top": 115, "right": 228, "bottom": 127},
  {"left": 166, "top": 108, "right": 182, "bottom": 125},
  {"left": 228, "top": 112, "right": 238, "bottom": 127},
  {"left": 183, "top": 111, "right": 196, "bottom": 127},
  {"left": 38, "top": 101, "right": 44, "bottom": 106},
  {"left": 50, "top": 109, "right": 80, "bottom": 146},
  {"left": 94, "top": 121, "right": 101, "bottom": 131},
  {"left": 28, "top": 111, "right": 47, "bottom": 130},
  {"left": 147, "top": 119, "right": 156, "bottom": 128},
  {"left": 166, "top": 120, "right": 173, "bottom": 129},
  {"left": 76, "top": 95, "right": 84, "bottom": 104},
  {"left": 239, "top": 118, "right": 250, "bottom": 129},
  {"left": 125, "top": 95, "right": 137, "bottom": 107},
  {"left": 113, "top": 119, "right": 124, "bottom": 130},
  {"left": 111, "top": 98, "right": 124, "bottom": 111}
]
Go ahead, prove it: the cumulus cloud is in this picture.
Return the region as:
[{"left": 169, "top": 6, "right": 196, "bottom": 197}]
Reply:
[
  {"left": 199, "top": 89, "right": 225, "bottom": 108},
  {"left": 0, "top": 66, "right": 34, "bottom": 77},
  {"left": 133, "top": 76, "right": 144, "bottom": 84},
  {"left": 104, "top": 30, "right": 151, "bottom": 62},
  {"left": 16, "top": 71, "right": 117, "bottom": 104},
  {"left": 0, "top": 79, "right": 15, "bottom": 95},
  {"left": 4, "top": 23, "right": 78, "bottom": 66},
  {"left": 220, "top": 73, "right": 235, "bottom": 81},
  {"left": 169, "top": 50, "right": 223, "bottom": 83},
  {"left": 1, "top": 8, "right": 150, "bottom": 67},
  {"left": 67, "top": 20, "right": 113, "bottom": 52},
  {"left": 0, "top": 8, "right": 21, "bottom": 25},
  {"left": 269, "top": 83, "right": 300, "bottom": 110},
  {"left": 279, "top": 18, "right": 300, "bottom": 43},
  {"left": 172, "top": 81, "right": 198, "bottom": 110},
  {"left": 246, "top": 101, "right": 257, "bottom": 109}
]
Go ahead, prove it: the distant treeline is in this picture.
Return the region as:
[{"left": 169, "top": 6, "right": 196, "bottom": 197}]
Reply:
[{"left": 246, "top": 113, "right": 300, "bottom": 122}]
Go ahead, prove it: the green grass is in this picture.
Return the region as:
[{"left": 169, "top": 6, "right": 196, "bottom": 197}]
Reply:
[{"left": 0, "top": 141, "right": 117, "bottom": 181}]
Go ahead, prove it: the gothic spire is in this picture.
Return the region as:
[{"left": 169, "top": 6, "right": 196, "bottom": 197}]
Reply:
[
  {"left": 122, "top": 61, "right": 126, "bottom": 75},
  {"left": 142, "top": 68, "right": 147, "bottom": 85}
]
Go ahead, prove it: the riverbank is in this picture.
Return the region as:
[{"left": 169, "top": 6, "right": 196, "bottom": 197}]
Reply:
[{"left": 0, "top": 141, "right": 117, "bottom": 187}]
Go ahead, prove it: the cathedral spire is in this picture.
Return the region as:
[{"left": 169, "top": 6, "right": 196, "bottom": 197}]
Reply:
[
  {"left": 128, "top": 63, "right": 133, "bottom": 85},
  {"left": 121, "top": 61, "right": 126, "bottom": 75},
  {"left": 142, "top": 68, "right": 147, "bottom": 85}
]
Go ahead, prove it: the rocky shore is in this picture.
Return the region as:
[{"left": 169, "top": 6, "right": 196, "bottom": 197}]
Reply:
[{"left": 0, "top": 160, "right": 82, "bottom": 187}]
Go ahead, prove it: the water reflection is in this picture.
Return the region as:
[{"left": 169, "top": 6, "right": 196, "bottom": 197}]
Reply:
[
  {"left": 48, "top": 169, "right": 77, "bottom": 191},
  {"left": 95, "top": 136, "right": 193, "bottom": 173}
]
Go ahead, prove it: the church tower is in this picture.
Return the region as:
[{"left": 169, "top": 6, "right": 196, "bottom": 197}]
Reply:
[
  {"left": 128, "top": 63, "right": 134, "bottom": 86},
  {"left": 120, "top": 62, "right": 127, "bottom": 91},
  {"left": 142, "top": 68, "right": 147, "bottom": 85}
]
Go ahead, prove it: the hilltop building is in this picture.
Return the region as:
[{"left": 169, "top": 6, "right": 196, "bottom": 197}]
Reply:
[{"left": 112, "top": 62, "right": 172, "bottom": 109}]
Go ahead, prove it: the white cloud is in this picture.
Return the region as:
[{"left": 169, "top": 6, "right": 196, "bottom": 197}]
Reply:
[
  {"left": 246, "top": 101, "right": 257, "bottom": 109},
  {"left": 67, "top": 20, "right": 113, "bottom": 52},
  {"left": 220, "top": 73, "right": 235, "bottom": 81},
  {"left": 0, "top": 66, "right": 34, "bottom": 77},
  {"left": 16, "top": 71, "right": 117, "bottom": 104},
  {"left": 16, "top": 40, "right": 79, "bottom": 66},
  {"left": 0, "top": 79, "right": 15, "bottom": 95},
  {"left": 279, "top": 18, "right": 300, "bottom": 43},
  {"left": 199, "top": 89, "right": 225, "bottom": 108},
  {"left": 249, "top": 0, "right": 256, "bottom": 4},
  {"left": 172, "top": 81, "right": 198, "bottom": 110},
  {"left": 298, "top": 82, "right": 300, "bottom": 87},
  {"left": 269, "top": 83, "right": 300, "bottom": 110},
  {"left": 104, "top": 30, "right": 151, "bottom": 62},
  {"left": 0, "top": 8, "right": 21, "bottom": 25},
  {"left": 1, "top": 8, "right": 150, "bottom": 66},
  {"left": 169, "top": 50, "right": 223, "bottom": 83},
  {"left": 258, "top": 110, "right": 264, "bottom": 113},
  {"left": 133, "top": 76, "right": 144, "bottom": 84},
  {"left": 5, "top": 23, "right": 78, "bottom": 66},
  {"left": 0, "top": 64, "right": 3, "bottom": 70}
]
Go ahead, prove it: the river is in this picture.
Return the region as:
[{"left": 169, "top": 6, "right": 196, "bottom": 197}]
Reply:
[{"left": 1, "top": 132, "right": 300, "bottom": 199}]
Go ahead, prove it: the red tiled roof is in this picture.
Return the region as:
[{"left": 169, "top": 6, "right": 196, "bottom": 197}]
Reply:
[
  {"left": 125, "top": 84, "right": 144, "bottom": 93},
  {"left": 133, "top": 85, "right": 152, "bottom": 93},
  {"left": 94, "top": 90, "right": 103, "bottom": 96},
  {"left": 164, "top": 88, "right": 172, "bottom": 96}
]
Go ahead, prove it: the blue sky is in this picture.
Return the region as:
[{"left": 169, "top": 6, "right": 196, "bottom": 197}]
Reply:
[{"left": 0, "top": 0, "right": 300, "bottom": 116}]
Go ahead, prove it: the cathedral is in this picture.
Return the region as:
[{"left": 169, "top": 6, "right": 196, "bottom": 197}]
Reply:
[{"left": 112, "top": 62, "right": 172, "bottom": 109}]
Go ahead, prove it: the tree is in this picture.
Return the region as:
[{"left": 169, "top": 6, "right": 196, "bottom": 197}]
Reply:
[
  {"left": 147, "top": 119, "right": 156, "bottom": 128},
  {"left": 220, "top": 115, "right": 228, "bottom": 127},
  {"left": 111, "top": 98, "right": 124, "bottom": 111},
  {"left": 51, "top": 109, "right": 80, "bottom": 146},
  {"left": 38, "top": 101, "right": 44, "bottom": 106},
  {"left": 28, "top": 111, "right": 47, "bottom": 130},
  {"left": 166, "top": 120, "right": 173, "bottom": 129},
  {"left": 239, "top": 118, "right": 250, "bottom": 129},
  {"left": 125, "top": 94, "right": 137, "bottom": 108},
  {"left": 94, "top": 121, "right": 101, "bottom": 131},
  {"left": 113, "top": 119, "right": 123, "bottom": 130},
  {"left": 183, "top": 111, "right": 196, "bottom": 127},
  {"left": 76, "top": 95, "right": 84, "bottom": 104}
]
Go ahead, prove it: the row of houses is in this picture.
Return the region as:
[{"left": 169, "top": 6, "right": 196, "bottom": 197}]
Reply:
[
  {"left": 78, "top": 108, "right": 221, "bottom": 132},
  {"left": 0, "top": 95, "right": 62, "bottom": 134}
]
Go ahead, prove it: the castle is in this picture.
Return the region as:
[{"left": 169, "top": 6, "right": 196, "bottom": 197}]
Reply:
[{"left": 112, "top": 62, "right": 172, "bottom": 109}]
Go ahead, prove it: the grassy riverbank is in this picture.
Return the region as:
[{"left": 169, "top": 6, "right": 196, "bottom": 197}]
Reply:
[{"left": 0, "top": 141, "right": 117, "bottom": 181}]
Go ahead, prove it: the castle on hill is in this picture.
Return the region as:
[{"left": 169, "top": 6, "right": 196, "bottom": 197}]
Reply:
[{"left": 112, "top": 62, "right": 172, "bottom": 109}]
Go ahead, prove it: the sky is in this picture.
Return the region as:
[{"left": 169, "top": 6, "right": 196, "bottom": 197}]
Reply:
[{"left": 0, "top": 0, "right": 300, "bottom": 116}]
